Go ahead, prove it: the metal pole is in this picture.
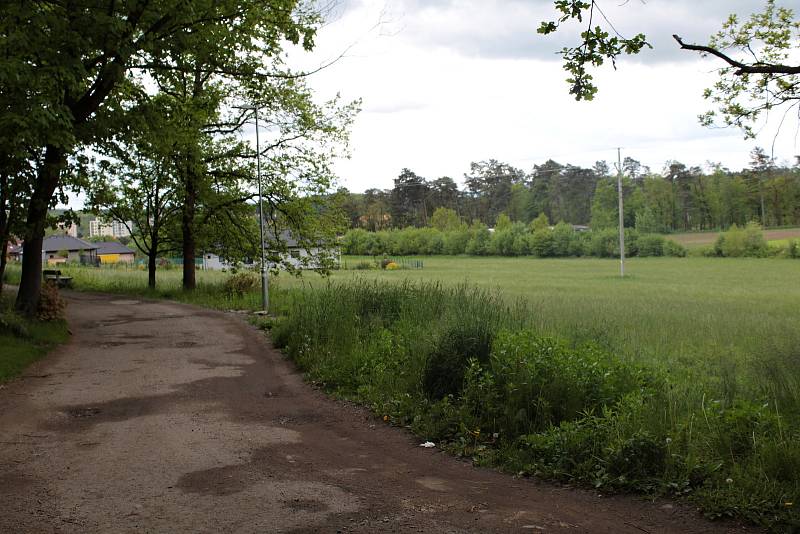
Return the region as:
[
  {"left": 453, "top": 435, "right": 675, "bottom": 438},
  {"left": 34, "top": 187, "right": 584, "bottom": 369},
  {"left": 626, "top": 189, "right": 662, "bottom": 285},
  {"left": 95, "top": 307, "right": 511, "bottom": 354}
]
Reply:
[
  {"left": 254, "top": 107, "right": 269, "bottom": 313},
  {"left": 617, "top": 147, "right": 625, "bottom": 278}
]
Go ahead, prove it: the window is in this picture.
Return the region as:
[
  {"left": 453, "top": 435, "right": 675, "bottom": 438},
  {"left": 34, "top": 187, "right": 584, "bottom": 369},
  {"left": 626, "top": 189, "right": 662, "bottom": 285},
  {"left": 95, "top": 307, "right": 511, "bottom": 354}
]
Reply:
[{"left": 290, "top": 250, "right": 301, "bottom": 259}]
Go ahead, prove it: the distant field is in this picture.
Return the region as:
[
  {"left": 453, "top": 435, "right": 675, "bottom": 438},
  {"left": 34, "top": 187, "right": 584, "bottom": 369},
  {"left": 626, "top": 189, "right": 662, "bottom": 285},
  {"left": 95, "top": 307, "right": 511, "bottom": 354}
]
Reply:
[{"left": 669, "top": 227, "right": 800, "bottom": 248}]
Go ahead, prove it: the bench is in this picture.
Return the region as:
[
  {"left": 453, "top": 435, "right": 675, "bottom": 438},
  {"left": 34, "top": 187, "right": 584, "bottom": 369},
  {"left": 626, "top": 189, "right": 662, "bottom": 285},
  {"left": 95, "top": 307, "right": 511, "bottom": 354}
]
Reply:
[{"left": 42, "top": 269, "right": 73, "bottom": 289}]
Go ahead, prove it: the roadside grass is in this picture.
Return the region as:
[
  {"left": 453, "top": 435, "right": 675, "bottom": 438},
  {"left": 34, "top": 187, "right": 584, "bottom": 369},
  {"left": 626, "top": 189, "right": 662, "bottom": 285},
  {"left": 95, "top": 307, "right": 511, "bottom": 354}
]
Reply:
[
  {"left": 270, "top": 280, "right": 800, "bottom": 528},
  {"left": 0, "top": 292, "right": 69, "bottom": 383},
  {"left": 2, "top": 264, "right": 279, "bottom": 312}
]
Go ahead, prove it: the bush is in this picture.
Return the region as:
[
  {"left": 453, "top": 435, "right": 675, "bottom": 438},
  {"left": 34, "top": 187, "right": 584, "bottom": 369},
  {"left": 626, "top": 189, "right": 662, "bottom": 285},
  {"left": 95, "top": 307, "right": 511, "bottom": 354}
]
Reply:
[
  {"left": 715, "top": 222, "right": 769, "bottom": 258},
  {"left": 551, "top": 222, "right": 575, "bottom": 257},
  {"left": 489, "top": 331, "right": 645, "bottom": 432},
  {"left": 787, "top": 239, "right": 800, "bottom": 259},
  {"left": 223, "top": 272, "right": 258, "bottom": 296},
  {"left": 37, "top": 281, "right": 66, "bottom": 321},
  {"left": 529, "top": 229, "right": 555, "bottom": 257},
  {"left": 588, "top": 228, "right": 618, "bottom": 257},
  {"left": 663, "top": 239, "right": 687, "bottom": 257},
  {"left": 443, "top": 229, "right": 470, "bottom": 255},
  {"left": 637, "top": 234, "right": 665, "bottom": 257},
  {"left": 422, "top": 322, "right": 494, "bottom": 400},
  {"left": 465, "top": 224, "right": 491, "bottom": 256}
]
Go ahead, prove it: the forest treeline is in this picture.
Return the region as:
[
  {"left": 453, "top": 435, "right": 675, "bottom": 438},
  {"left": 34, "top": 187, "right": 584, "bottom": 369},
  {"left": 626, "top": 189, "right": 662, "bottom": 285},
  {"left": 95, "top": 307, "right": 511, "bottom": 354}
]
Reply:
[{"left": 337, "top": 149, "right": 800, "bottom": 233}]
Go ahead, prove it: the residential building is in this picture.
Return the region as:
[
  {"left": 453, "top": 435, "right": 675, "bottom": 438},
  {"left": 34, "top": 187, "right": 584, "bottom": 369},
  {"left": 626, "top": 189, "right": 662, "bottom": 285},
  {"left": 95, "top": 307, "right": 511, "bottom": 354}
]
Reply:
[
  {"left": 41, "top": 236, "right": 98, "bottom": 265},
  {"left": 89, "top": 218, "right": 132, "bottom": 238}
]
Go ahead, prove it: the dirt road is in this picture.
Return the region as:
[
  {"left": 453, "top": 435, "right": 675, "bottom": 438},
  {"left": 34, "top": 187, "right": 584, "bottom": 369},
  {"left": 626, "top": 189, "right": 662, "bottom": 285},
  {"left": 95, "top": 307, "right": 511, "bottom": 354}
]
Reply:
[{"left": 0, "top": 292, "right": 755, "bottom": 533}]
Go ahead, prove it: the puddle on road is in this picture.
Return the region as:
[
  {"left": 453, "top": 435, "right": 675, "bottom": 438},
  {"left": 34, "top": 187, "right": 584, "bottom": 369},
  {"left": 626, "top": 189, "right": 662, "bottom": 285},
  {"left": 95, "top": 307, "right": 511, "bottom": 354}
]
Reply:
[{"left": 416, "top": 477, "right": 450, "bottom": 492}]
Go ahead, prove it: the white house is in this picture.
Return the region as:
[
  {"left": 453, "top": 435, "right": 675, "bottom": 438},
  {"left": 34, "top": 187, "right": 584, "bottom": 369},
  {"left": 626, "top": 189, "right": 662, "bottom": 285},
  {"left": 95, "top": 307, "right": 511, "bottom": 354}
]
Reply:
[{"left": 201, "top": 230, "right": 339, "bottom": 271}]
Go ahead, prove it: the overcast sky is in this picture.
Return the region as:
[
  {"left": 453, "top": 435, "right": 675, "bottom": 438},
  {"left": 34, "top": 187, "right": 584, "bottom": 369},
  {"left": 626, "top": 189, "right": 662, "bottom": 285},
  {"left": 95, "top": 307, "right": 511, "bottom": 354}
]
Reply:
[{"left": 281, "top": 0, "right": 800, "bottom": 192}]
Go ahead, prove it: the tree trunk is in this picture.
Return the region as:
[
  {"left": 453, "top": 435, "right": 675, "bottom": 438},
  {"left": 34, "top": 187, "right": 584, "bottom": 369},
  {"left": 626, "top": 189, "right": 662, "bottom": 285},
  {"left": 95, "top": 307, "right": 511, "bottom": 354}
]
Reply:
[
  {"left": 16, "top": 146, "right": 66, "bottom": 316},
  {"left": 148, "top": 245, "right": 157, "bottom": 290},
  {"left": 0, "top": 238, "right": 7, "bottom": 296},
  {"left": 0, "top": 170, "right": 8, "bottom": 296},
  {"left": 181, "top": 172, "right": 197, "bottom": 291}
]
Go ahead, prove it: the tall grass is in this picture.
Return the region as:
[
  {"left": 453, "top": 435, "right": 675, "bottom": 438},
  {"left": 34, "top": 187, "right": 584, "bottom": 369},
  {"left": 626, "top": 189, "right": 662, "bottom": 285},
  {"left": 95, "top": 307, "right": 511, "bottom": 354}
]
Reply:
[{"left": 271, "top": 280, "right": 800, "bottom": 529}]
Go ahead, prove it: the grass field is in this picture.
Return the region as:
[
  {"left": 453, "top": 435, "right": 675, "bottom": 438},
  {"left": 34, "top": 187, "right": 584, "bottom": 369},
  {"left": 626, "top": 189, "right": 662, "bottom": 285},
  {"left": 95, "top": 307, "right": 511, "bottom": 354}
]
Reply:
[
  {"left": 6, "top": 256, "right": 799, "bottom": 385},
  {"left": 332, "top": 256, "right": 800, "bottom": 383},
  {"left": 670, "top": 227, "right": 800, "bottom": 249},
  {"left": 6, "top": 257, "right": 800, "bottom": 372}
]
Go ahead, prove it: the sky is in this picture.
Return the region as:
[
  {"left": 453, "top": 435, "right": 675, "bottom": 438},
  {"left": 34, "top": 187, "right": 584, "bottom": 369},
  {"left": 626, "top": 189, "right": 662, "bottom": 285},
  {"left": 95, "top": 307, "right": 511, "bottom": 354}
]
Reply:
[{"left": 281, "top": 0, "right": 800, "bottom": 192}]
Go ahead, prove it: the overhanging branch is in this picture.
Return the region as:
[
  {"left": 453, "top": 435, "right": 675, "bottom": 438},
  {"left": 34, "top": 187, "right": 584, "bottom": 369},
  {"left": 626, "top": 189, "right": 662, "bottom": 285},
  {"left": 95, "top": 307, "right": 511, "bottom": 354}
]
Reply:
[{"left": 673, "top": 35, "right": 800, "bottom": 76}]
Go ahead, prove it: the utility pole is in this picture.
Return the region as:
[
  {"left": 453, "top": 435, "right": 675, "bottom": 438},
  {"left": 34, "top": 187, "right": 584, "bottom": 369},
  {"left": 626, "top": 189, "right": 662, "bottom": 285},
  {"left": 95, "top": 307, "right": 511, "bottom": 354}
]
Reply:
[
  {"left": 617, "top": 148, "right": 625, "bottom": 278},
  {"left": 236, "top": 104, "right": 269, "bottom": 313},
  {"left": 254, "top": 106, "right": 269, "bottom": 313}
]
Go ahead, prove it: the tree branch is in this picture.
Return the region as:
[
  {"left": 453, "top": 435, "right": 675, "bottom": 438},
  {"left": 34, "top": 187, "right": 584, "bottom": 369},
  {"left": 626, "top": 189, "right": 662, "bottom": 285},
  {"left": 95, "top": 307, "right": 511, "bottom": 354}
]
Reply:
[{"left": 673, "top": 35, "right": 800, "bottom": 75}]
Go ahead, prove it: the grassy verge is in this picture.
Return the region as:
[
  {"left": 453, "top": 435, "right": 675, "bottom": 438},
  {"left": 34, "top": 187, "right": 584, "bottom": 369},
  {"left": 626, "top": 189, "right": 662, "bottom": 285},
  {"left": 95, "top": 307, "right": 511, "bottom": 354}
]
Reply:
[
  {"left": 0, "top": 292, "right": 69, "bottom": 383},
  {"left": 1, "top": 264, "right": 287, "bottom": 312},
  {"left": 268, "top": 280, "right": 800, "bottom": 529}
]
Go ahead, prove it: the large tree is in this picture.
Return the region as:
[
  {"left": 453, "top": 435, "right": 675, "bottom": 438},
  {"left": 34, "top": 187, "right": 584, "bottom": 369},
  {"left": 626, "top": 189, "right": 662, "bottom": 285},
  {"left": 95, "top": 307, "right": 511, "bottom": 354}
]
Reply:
[{"left": 2, "top": 0, "right": 320, "bottom": 315}]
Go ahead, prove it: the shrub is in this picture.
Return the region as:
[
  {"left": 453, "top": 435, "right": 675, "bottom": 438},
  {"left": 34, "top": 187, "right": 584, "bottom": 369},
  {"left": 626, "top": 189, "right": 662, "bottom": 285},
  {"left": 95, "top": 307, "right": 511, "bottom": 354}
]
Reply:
[
  {"left": 37, "top": 281, "right": 66, "bottom": 321},
  {"left": 489, "top": 331, "right": 646, "bottom": 432},
  {"left": 465, "top": 224, "right": 491, "bottom": 256},
  {"left": 787, "top": 239, "right": 799, "bottom": 259},
  {"left": 443, "top": 229, "right": 470, "bottom": 255},
  {"left": 385, "top": 262, "right": 400, "bottom": 270},
  {"left": 663, "top": 239, "right": 687, "bottom": 257},
  {"left": 551, "top": 222, "right": 575, "bottom": 257},
  {"left": 637, "top": 234, "right": 665, "bottom": 257},
  {"left": 529, "top": 229, "right": 555, "bottom": 257},
  {"left": 715, "top": 222, "right": 769, "bottom": 258},
  {"left": 588, "top": 228, "right": 618, "bottom": 257},
  {"left": 223, "top": 272, "right": 258, "bottom": 296},
  {"left": 422, "top": 322, "right": 494, "bottom": 400}
]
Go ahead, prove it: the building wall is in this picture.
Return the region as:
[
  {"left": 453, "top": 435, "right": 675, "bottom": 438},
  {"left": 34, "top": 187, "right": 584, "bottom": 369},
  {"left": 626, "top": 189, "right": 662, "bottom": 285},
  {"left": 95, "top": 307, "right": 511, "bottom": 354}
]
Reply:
[
  {"left": 56, "top": 222, "right": 78, "bottom": 237},
  {"left": 99, "top": 253, "right": 135, "bottom": 264},
  {"left": 89, "top": 218, "right": 132, "bottom": 238},
  {"left": 43, "top": 250, "right": 97, "bottom": 265}
]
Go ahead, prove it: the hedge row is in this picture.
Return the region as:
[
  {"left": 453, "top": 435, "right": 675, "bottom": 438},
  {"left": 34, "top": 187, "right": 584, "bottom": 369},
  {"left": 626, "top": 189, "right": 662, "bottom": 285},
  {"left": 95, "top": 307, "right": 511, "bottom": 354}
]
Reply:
[{"left": 342, "top": 223, "right": 687, "bottom": 258}]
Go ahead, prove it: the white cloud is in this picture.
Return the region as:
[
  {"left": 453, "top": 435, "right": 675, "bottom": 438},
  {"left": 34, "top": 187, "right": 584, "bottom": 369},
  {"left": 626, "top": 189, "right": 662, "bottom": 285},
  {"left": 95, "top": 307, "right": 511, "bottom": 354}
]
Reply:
[{"left": 285, "top": 0, "right": 800, "bottom": 190}]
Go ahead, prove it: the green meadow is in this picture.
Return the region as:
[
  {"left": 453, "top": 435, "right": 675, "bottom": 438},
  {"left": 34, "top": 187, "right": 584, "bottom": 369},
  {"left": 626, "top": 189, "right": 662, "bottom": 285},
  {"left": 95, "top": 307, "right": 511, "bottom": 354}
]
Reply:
[
  {"left": 5, "top": 256, "right": 800, "bottom": 374},
  {"left": 332, "top": 256, "right": 800, "bottom": 376}
]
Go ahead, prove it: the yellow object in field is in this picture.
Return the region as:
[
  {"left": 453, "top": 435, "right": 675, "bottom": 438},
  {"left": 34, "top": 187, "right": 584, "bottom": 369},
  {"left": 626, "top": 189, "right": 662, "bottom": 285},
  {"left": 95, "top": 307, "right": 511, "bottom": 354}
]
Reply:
[{"left": 99, "top": 253, "right": 120, "bottom": 264}]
